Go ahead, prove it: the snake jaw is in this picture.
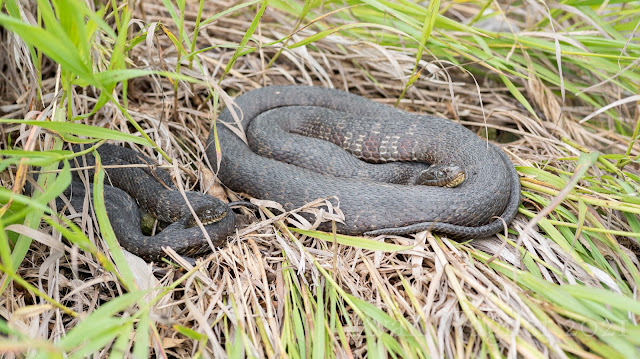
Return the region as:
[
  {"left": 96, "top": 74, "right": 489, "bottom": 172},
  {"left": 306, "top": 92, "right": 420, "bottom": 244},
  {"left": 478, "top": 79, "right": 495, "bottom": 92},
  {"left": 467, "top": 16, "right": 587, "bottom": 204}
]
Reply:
[
  {"left": 444, "top": 172, "right": 466, "bottom": 188},
  {"left": 185, "top": 206, "right": 228, "bottom": 228}
]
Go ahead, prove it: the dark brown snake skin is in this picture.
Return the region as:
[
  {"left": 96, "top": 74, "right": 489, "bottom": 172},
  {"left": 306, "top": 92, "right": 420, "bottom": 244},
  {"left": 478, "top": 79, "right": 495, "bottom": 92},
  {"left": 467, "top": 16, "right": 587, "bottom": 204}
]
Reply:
[{"left": 207, "top": 85, "right": 520, "bottom": 239}]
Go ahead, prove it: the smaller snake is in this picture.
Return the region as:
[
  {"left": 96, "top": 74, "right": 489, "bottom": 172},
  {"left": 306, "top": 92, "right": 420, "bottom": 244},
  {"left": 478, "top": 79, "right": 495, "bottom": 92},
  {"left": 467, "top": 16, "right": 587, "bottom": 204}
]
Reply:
[{"left": 56, "top": 144, "right": 235, "bottom": 261}]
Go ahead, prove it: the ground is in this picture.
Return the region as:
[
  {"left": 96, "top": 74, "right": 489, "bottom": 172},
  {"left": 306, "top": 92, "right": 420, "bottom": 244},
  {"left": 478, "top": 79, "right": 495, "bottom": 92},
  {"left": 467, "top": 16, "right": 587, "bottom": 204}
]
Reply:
[{"left": 0, "top": 0, "right": 639, "bottom": 358}]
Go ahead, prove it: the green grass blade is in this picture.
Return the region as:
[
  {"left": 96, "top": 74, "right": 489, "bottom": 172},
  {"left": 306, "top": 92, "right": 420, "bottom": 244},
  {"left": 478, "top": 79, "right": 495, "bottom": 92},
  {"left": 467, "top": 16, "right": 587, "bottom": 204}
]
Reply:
[
  {"left": 289, "top": 228, "right": 414, "bottom": 252},
  {"left": 0, "top": 120, "right": 148, "bottom": 145},
  {"left": 90, "top": 150, "right": 136, "bottom": 290}
]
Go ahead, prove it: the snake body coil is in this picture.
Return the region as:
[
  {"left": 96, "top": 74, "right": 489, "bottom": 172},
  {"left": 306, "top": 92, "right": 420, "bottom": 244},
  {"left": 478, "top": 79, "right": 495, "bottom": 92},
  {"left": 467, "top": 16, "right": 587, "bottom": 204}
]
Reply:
[
  {"left": 207, "top": 85, "right": 520, "bottom": 239},
  {"left": 60, "top": 144, "right": 234, "bottom": 261}
]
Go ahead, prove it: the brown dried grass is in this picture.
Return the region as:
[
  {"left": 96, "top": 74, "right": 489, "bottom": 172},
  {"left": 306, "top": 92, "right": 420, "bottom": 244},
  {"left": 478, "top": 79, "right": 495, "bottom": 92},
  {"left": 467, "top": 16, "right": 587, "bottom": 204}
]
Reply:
[{"left": 1, "top": 0, "right": 639, "bottom": 358}]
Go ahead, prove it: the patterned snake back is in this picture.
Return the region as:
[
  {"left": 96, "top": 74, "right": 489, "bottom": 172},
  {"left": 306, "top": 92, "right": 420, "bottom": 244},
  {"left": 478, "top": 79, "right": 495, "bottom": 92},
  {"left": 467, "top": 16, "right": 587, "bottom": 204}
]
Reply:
[{"left": 207, "top": 85, "right": 520, "bottom": 239}]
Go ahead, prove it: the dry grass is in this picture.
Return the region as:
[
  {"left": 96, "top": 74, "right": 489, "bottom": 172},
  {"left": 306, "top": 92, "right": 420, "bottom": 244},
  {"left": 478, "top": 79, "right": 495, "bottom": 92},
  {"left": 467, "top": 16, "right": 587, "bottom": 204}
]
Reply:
[{"left": 1, "top": 0, "right": 639, "bottom": 358}]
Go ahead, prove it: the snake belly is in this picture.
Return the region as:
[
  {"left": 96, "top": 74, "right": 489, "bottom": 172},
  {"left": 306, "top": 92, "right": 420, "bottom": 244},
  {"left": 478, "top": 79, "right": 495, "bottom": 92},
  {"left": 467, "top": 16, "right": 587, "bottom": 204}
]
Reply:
[
  {"left": 60, "top": 144, "right": 235, "bottom": 261},
  {"left": 207, "top": 85, "right": 520, "bottom": 239}
]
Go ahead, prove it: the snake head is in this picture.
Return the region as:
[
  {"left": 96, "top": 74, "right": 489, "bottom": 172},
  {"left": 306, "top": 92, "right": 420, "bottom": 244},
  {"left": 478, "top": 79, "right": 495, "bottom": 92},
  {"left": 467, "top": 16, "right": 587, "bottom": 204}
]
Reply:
[
  {"left": 185, "top": 204, "right": 228, "bottom": 228},
  {"left": 415, "top": 164, "right": 465, "bottom": 188}
]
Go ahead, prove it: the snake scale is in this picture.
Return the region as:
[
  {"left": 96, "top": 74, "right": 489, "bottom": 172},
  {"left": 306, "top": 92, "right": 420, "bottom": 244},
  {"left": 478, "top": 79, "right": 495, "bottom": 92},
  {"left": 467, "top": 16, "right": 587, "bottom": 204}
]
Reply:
[{"left": 207, "top": 85, "right": 520, "bottom": 239}]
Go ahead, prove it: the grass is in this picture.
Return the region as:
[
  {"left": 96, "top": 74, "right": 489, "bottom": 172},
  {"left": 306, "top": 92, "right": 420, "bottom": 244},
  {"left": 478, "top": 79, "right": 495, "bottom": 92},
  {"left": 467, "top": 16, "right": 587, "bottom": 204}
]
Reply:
[{"left": 1, "top": 0, "right": 639, "bottom": 357}]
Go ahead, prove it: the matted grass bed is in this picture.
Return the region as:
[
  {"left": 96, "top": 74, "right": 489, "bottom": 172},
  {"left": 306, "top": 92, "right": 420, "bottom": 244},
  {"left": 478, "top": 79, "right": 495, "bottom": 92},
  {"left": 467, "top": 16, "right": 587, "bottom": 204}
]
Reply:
[{"left": 1, "top": 0, "right": 639, "bottom": 357}]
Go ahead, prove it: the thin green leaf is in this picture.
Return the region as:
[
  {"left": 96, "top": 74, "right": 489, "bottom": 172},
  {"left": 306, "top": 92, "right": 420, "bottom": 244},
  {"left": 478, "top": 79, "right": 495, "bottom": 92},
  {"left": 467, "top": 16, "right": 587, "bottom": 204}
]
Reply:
[
  {"left": 90, "top": 150, "right": 136, "bottom": 290},
  {"left": 289, "top": 228, "right": 414, "bottom": 252},
  {"left": 0, "top": 120, "right": 148, "bottom": 145}
]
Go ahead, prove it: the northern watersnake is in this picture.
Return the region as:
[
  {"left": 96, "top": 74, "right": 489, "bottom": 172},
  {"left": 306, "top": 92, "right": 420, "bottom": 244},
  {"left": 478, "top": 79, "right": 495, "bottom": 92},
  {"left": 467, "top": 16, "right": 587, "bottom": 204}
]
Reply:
[
  {"left": 207, "top": 85, "right": 520, "bottom": 239},
  {"left": 58, "top": 144, "right": 234, "bottom": 261}
]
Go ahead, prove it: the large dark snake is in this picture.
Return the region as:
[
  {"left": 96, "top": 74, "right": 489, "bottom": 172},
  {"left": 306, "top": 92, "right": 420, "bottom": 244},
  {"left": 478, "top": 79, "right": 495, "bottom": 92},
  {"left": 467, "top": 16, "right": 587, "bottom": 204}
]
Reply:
[{"left": 208, "top": 85, "right": 520, "bottom": 239}]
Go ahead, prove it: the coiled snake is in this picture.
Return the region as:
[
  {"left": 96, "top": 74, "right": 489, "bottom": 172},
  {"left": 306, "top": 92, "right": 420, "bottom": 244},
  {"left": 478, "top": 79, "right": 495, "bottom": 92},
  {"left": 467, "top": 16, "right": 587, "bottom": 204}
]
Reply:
[
  {"left": 208, "top": 85, "right": 520, "bottom": 239},
  {"left": 59, "top": 144, "right": 234, "bottom": 261}
]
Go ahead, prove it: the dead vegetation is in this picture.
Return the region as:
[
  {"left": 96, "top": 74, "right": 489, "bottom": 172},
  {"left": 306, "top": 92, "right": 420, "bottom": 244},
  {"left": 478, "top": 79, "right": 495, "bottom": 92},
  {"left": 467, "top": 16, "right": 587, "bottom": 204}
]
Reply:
[{"left": 1, "top": 0, "right": 639, "bottom": 357}]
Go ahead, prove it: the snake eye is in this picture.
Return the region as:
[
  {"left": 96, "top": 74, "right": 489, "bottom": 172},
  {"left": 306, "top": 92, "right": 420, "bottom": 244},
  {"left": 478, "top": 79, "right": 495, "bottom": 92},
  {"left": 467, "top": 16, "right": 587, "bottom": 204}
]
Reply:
[{"left": 437, "top": 170, "right": 444, "bottom": 178}]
